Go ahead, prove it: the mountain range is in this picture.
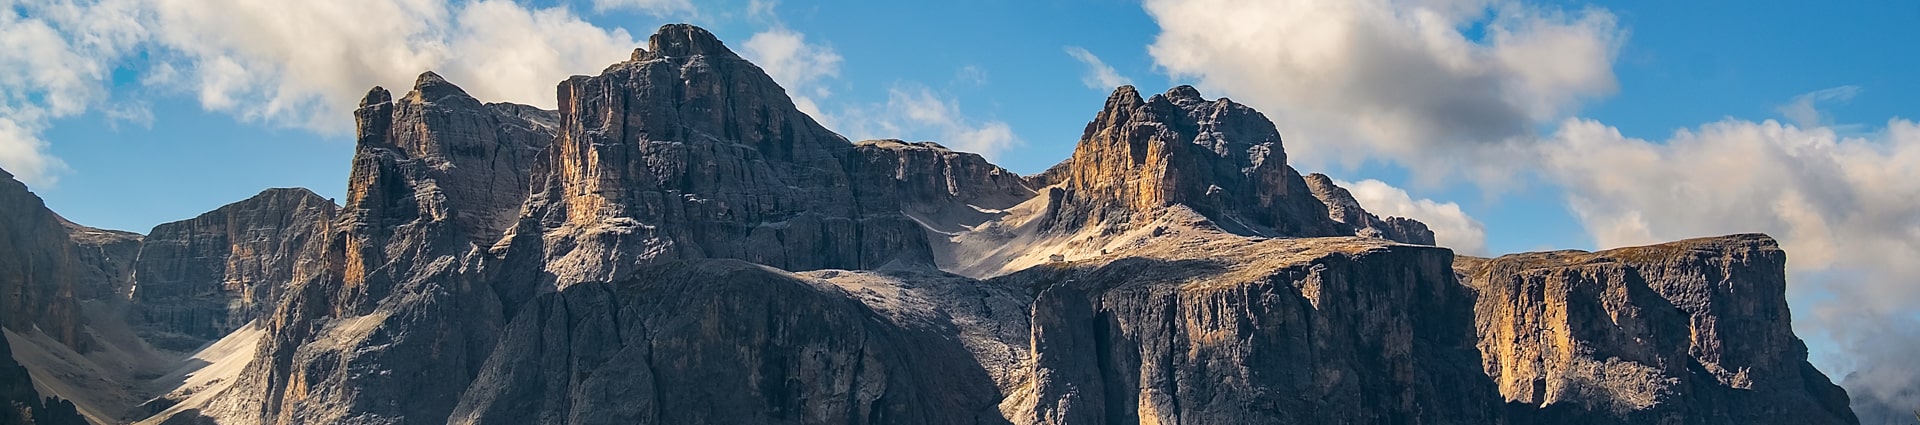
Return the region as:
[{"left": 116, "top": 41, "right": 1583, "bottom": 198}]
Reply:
[{"left": 0, "top": 24, "right": 1860, "bottom": 425}]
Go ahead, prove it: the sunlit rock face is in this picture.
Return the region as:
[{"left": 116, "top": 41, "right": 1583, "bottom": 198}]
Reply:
[{"left": 1459, "top": 234, "right": 1857, "bottom": 425}]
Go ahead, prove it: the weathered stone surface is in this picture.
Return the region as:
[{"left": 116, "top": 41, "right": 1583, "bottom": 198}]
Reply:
[
  {"left": 451, "top": 260, "right": 1008, "bottom": 425},
  {"left": 1459, "top": 234, "right": 1856, "bottom": 424},
  {"left": 0, "top": 168, "right": 89, "bottom": 352},
  {"left": 129, "top": 188, "right": 336, "bottom": 351},
  {"left": 0, "top": 331, "right": 84, "bottom": 425},
  {"left": 60, "top": 220, "right": 141, "bottom": 302},
  {"left": 1303, "top": 173, "right": 1436, "bottom": 245},
  {"left": 202, "top": 72, "right": 559, "bottom": 425},
  {"left": 1047, "top": 85, "right": 1346, "bottom": 238},
  {"left": 499, "top": 24, "right": 931, "bottom": 290},
  {"left": 848, "top": 139, "right": 1034, "bottom": 232},
  {"left": 994, "top": 236, "right": 1501, "bottom": 424}
]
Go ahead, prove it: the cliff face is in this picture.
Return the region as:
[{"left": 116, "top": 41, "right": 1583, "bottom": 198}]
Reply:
[
  {"left": 994, "top": 235, "right": 1500, "bottom": 424},
  {"left": 451, "top": 261, "right": 1008, "bottom": 425},
  {"left": 129, "top": 188, "right": 336, "bottom": 350},
  {"left": 0, "top": 169, "right": 88, "bottom": 352},
  {"left": 1459, "top": 234, "right": 1856, "bottom": 424},
  {"left": 198, "top": 72, "right": 561, "bottom": 425},
  {"left": 501, "top": 24, "right": 930, "bottom": 289},
  {"left": 848, "top": 139, "right": 1035, "bottom": 233},
  {"left": 1049, "top": 85, "right": 1345, "bottom": 238},
  {"left": 1303, "top": 173, "right": 1436, "bottom": 245}
]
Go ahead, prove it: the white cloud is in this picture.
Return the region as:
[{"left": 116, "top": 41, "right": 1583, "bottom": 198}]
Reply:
[
  {"left": 0, "top": 0, "right": 146, "bottom": 186},
  {"left": 833, "top": 85, "right": 1021, "bottom": 160},
  {"left": 1144, "top": 0, "right": 1622, "bottom": 183},
  {"left": 590, "top": 0, "right": 694, "bottom": 16},
  {"left": 145, "top": 0, "right": 635, "bottom": 132},
  {"left": 740, "top": 26, "right": 841, "bottom": 120},
  {"left": 1336, "top": 178, "right": 1488, "bottom": 255},
  {"left": 1063, "top": 46, "right": 1131, "bottom": 91},
  {"left": 1542, "top": 113, "right": 1920, "bottom": 418}
]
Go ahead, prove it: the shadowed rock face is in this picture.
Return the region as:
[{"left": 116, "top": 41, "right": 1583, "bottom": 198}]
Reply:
[
  {"left": 1048, "top": 85, "right": 1347, "bottom": 238},
  {"left": 995, "top": 237, "right": 1501, "bottom": 424},
  {"left": 500, "top": 24, "right": 932, "bottom": 289},
  {"left": 1303, "top": 173, "right": 1436, "bottom": 245},
  {"left": 451, "top": 260, "right": 1008, "bottom": 425},
  {"left": 129, "top": 188, "right": 336, "bottom": 351},
  {"left": 196, "top": 72, "right": 561, "bottom": 425},
  {"left": 848, "top": 139, "right": 1035, "bottom": 232},
  {"left": 0, "top": 169, "right": 89, "bottom": 352},
  {"left": 1459, "top": 234, "right": 1857, "bottom": 425}
]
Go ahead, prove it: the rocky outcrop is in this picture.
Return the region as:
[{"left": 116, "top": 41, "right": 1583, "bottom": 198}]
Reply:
[
  {"left": 201, "top": 72, "right": 560, "bottom": 425},
  {"left": 60, "top": 220, "right": 141, "bottom": 302},
  {"left": 1303, "top": 173, "right": 1436, "bottom": 245},
  {"left": 499, "top": 24, "right": 931, "bottom": 289},
  {"left": 993, "top": 235, "right": 1501, "bottom": 424},
  {"left": 1459, "top": 234, "right": 1856, "bottom": 424},
  {"left": 0, "top": 332, "right": 83, "bottom": 425},
  {"left": 0, "top": 169, "right": 89, "bottom": 352},
  {"left": 848, "top": 139, "right": 1034, "bottom": 232},
  {"left": 1046, "top": 85, "right": 1346, "bottom": 238},
  {"left": 451, "top": 260, "right": 1008, "bottom": 425},
  {"left": 128, "top": 188, "right": 336, "bottom": 351}
]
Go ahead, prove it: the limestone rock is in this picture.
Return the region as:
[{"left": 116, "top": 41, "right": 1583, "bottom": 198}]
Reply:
[
  {"left": 994, "top": 235, "right": 1501, "bottom": 424},
  {"left": 1459, "top": 234, "right": 1856, "bottom": 424},
  {"left": 1303, "top": 173, "right": 1436, "bottom": 245},
  {"left": 451, "top": 260, "right": 1008, "bottom": 425},
  {"left": 500, "top": 23, "right": 931, "bottom": 288},
  {"left": 848, "top": 139, "right": 1035, "bottom": 233},
  {"left": 128, "top": 188, "right": 336, "bottom": 351},
  {"left": 203, "top": 72, "right": 559, "bottom": 425},
  {"left": 0, "top": 168, "right": 89, "bottom": 351},
  {"left": 1046, "top": 85, "right": 1346, "bottom": 238}
]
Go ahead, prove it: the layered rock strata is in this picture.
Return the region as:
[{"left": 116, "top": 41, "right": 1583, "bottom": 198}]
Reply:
[
  {"left": 1459, "top": 234, "right": 1856, "bottom": 424},
  {"left": 129, "top": 188, "right": 336, "bottom": 350}
]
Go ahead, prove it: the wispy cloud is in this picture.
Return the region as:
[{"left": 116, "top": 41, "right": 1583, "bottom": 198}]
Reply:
[{"left": 1064, "top": 46, "right": 1131, "bottom": 91}]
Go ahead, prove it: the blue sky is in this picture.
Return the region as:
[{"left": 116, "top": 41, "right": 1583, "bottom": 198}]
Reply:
[{"left": 7, "top": 0, "right": 1920, "bottom": 411}]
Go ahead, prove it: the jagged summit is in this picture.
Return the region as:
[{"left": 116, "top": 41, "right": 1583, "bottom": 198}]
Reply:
[
  {"left": 1047, "top": 83, "right": 1344, "bottom": 238},
  {"left": 637, "top": 23, "right": 739, "bottom": 60},
  {"left": 406, "top": 70, "right": 478, "bottom": 104}
]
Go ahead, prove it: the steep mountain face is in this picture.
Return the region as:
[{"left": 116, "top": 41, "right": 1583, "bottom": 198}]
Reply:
[
  {"left": 499, "top": 24, "right": 930, "bottom": 290},
  {"left": 196, "top": 72, "right": 560, "bottom": 425},
  {"left": 451, "top": 261, "right": 1009, "bottom": 425},
  {"left": 993, "top": 234, "right": 1500, "bottom": 424},
  {"left": 1458, "top": 234, "right": 1856, "bottom": 424},
  {"left": 61, "top": 221, "right": 141, "bottom": 303},
  {"left": 1303, "top": 173, "right": 1436, "bottom": 245},
  {"left": 129, "top": 188, "right": 336, "bottom": 351},
  {"left": 1049, "top": 85, "right": 1345, "bottom": 238},
  {"left": 848, "top": 139, "right": 1035, "bottom": 233},
  {"left": 0, "top": 169, "right": 90, "bottom": 353}
]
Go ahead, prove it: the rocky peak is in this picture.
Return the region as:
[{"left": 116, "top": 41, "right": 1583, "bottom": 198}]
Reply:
[
  {"left": 637, "top": 23, "right": 739, "bottom": 61},
  {"left": 1302, "top": 173, "right": 1436, "bottom": 245},
  {"left": 1047, "top": 84, "right": 1345, "bottom": 238},
  {"left": 508, "top": 23, "right": 928, "bottom": 286}
]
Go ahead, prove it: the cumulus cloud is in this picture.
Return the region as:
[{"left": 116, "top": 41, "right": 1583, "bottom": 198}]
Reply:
[
  {"left": 145, "top": 0, "right": 635, "bottom": 131},
  {"left": 740, "top": 26, "right": 841, "bottom": 120},
  {"left": 1144, "top": 0, "right": 1623, "bottom": 182},
  {"left": 834, "top": 85, "right": 1021, "bottom": 160},
  {"left": 1542, "top": 113, "right": 1920, "bottom": 419},
  {"left": 1064, "top": 46, "right": 1131, "bottom": 91},
  {"left": 1336, "top": 178, "right": 1488, "bottom": 255},
  {"left": 0, "top": 0, "right": 636, "bottom": 185}
]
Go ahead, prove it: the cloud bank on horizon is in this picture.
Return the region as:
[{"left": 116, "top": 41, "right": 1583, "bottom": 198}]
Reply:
[{"left": 1, "top": 0, "right": 1914, "bottom": 418}]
